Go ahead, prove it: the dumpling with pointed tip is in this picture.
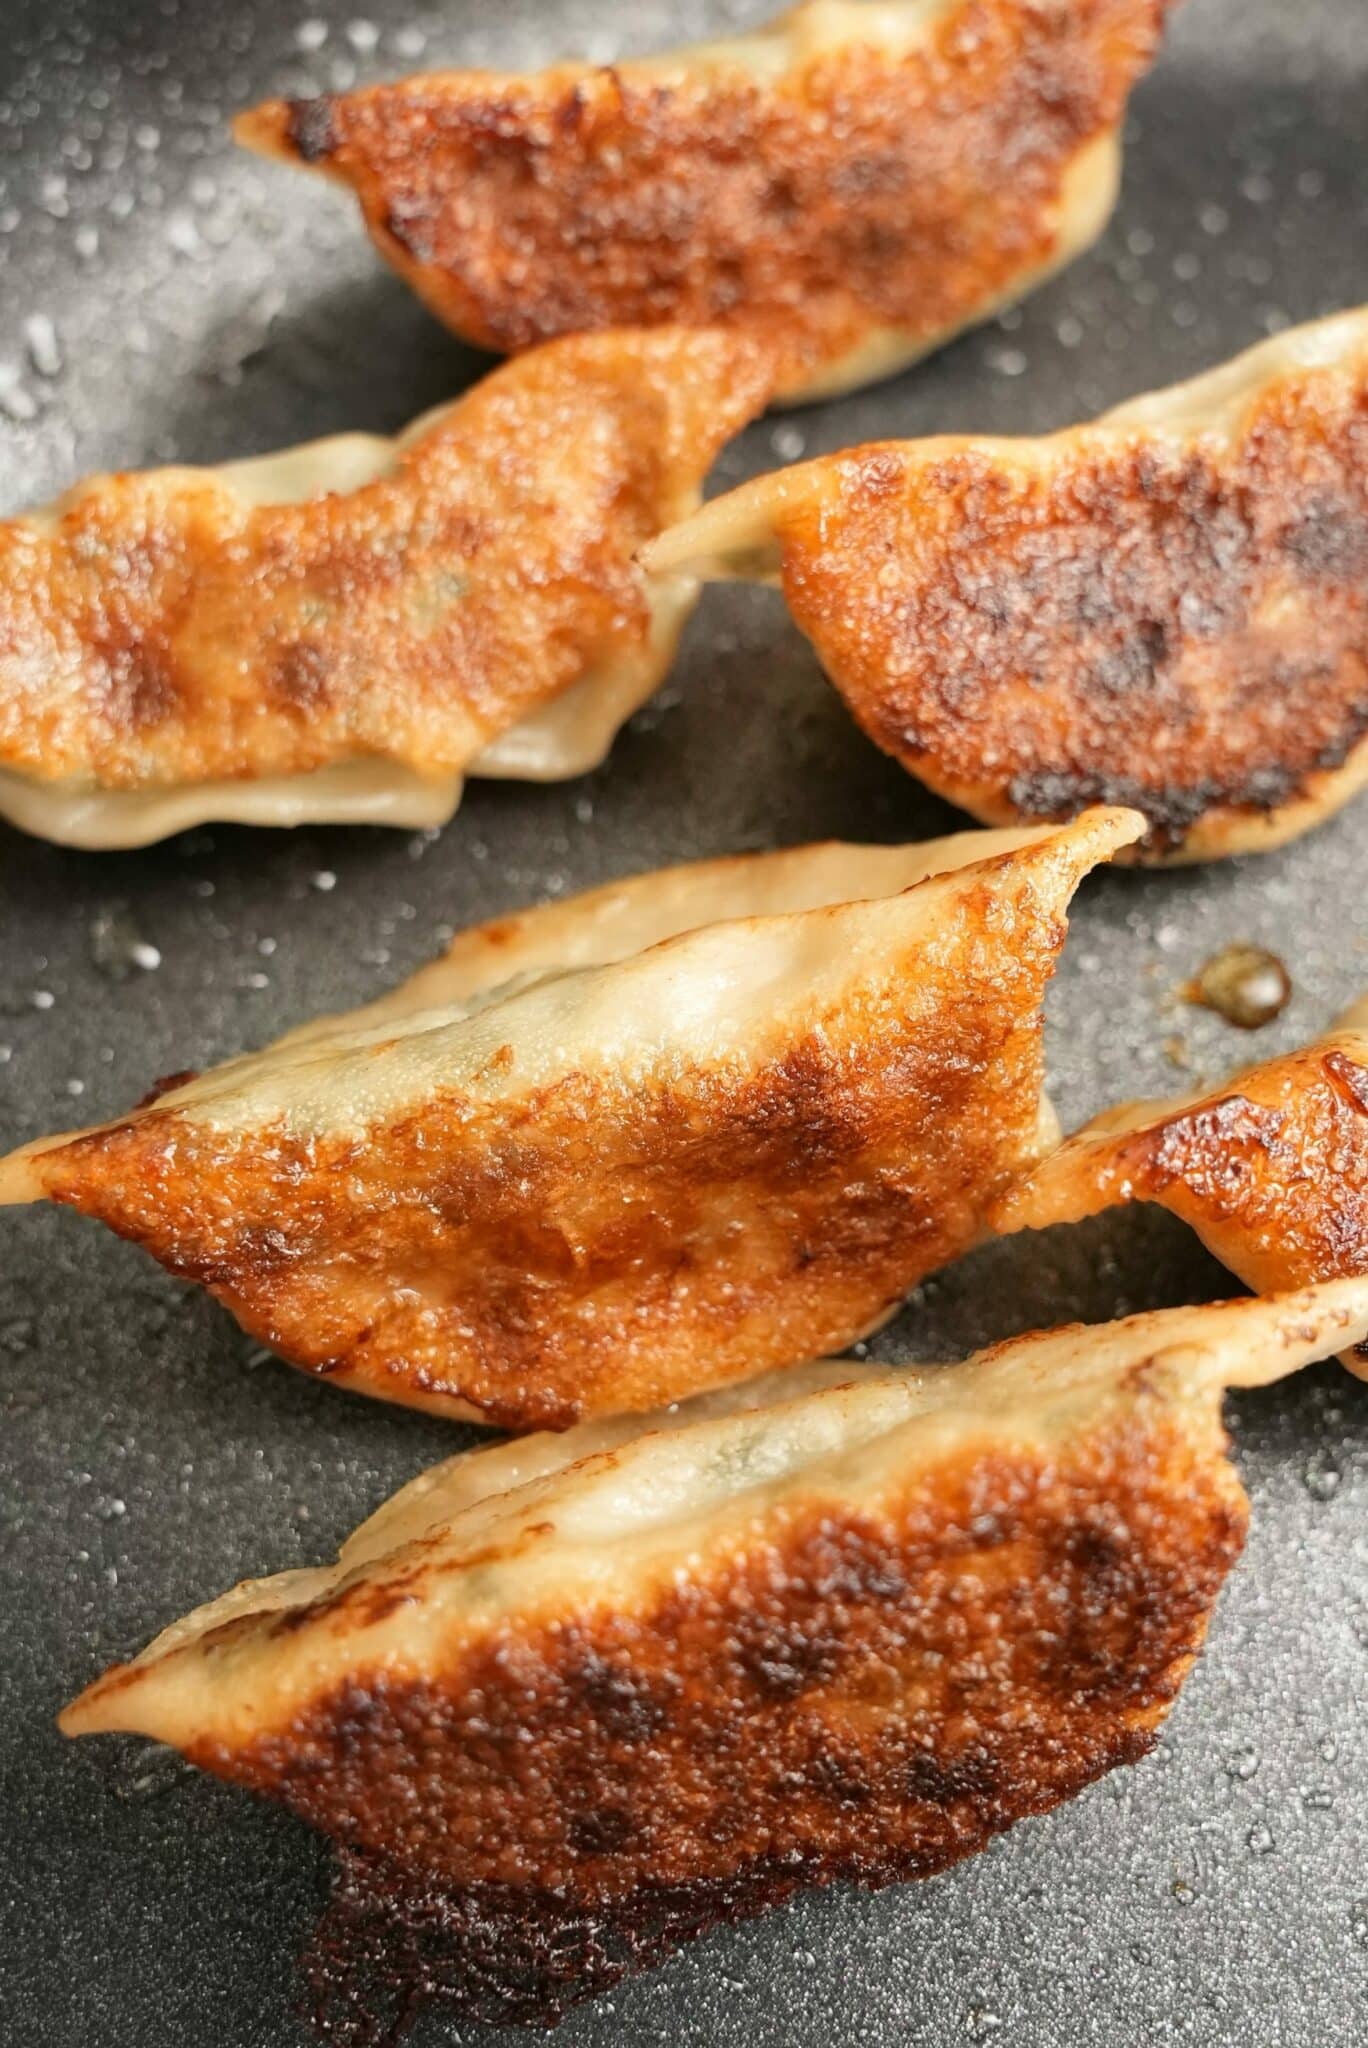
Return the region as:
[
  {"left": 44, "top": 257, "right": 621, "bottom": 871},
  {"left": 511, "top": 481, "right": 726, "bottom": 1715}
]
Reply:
[
  {"left": 0, "top": 326, "right": 774, "bottom": 849},
  {"left": 0, "top": 807, "right": 1142, "bottom": 1426},
  {"left": 994, "top": 994, "right": 1368, "bottom": 1376},
  {"left": 235, "top": 0, "right": 1175, "bottom": 404},
  {"left": 61, "top": 1280, "right": 1368, "bottom": 2030},
  {"left": 649, "top": 308, "right": 1368, "bottom": 860}
]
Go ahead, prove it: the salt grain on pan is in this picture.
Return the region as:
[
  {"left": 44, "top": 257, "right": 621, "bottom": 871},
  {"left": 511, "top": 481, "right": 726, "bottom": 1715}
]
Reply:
[
  {"left": 166, "top": 211, "right": 202, "bottom": 257},
  {"left": 23, "top": 314, "right": 62, "bottom": 378},
  {"left": 346, "top": 19, "right": 380, "bottom": 52},
  {"left": 295, "top": 17, "right": 328, "bottom": 50},
  {"left": 0, "top": 366, "right": 38, "bottom": 422},
  {"left": 769, "top": 424, "right": 806, "bottom": 462}
]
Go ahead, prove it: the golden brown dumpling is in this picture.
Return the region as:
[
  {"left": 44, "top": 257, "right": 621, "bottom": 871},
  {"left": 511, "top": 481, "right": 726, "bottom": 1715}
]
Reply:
[
  {"left": 62, "top": 1280, "right": 1368, "bottom": 2028},
  {"left": 0, "top": 808, "right": 1141, "bottom": 1426},
  {"left": 236, "top": 0, "right": 1175, "bottom": 403},
  {"left": 0, "top": 327, "right": 773, "bottom": 848},
  {"left": 994, "top": 994, "right": 1368, "bottom": 1374},
  {"left": 650, "top": 308, "right": 1368, "bottom": 860}
]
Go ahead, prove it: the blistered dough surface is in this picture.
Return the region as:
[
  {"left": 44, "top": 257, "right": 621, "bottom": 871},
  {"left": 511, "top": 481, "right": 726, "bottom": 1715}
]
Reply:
[
  {"left": 654, "top": 308, "right": 1368, "bottom": 860},
  {"left": 62, "top": 1280, "right": 1368, "bottom": 2024},
  {"left": 2, "top": 810, "right": 1141, "bottom": 1425},
  {"left": 0, "top": 327, "right": 771, "bottom": 844},
  {"left": 238, "top": 0, "right": 1171, "bottom": 400}
]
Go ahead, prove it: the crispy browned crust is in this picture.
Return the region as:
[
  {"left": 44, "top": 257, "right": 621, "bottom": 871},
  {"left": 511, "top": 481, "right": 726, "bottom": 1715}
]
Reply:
[
  {"left": 772, "top": 353, "right": 1368, "bottom": 857},
  {"left": 236, "top": 0, "right": 1171, "bottom": 395},
  {"left": 207, "top": 1411, "right": 1243, "bottom": 2028},
  {"left": 994, "top": 1034, "right": 1368, "bottom": 1302},
  {"left": 781, "top": 355, "right": 1368, "bottom": 856},
  {"left": 32, "top": 866, "right": 1063, "bottom": 1427},
  {"left": 0, "top": 328, "right": 771, "bottom": 791}
]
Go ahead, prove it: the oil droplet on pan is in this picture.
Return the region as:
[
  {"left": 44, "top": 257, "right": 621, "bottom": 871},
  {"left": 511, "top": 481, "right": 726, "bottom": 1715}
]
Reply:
[{"left": 1184, "top": 944, "right": 1291, "bottom": 1029}]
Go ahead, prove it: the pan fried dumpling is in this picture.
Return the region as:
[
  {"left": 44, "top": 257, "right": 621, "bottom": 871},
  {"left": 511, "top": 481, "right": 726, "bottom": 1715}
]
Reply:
[
  {"left": 0, "top": 327, "right": 773, "bottom": 849},
  {"left": 0, "top": 808, "right": 1142, "bottom": 1427},
  {"left": 650, "top": 308, "right": 1368, "bottom": 859},
  {"left": 994, "top": 995, "right": 1368, "bottom": 1375},
  {"left": 62, "top": 1280, "right": 1368, "bottom": 2027},
  {"left": 236, "top": 0, "right": 1174, "bottom": 405}
]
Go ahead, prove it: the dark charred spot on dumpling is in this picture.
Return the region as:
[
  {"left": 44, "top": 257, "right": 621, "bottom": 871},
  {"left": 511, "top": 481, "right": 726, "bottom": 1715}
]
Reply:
[
  {"left": 273, "top": 640, "right": 333, "bottom": 712},
  {"left": 1279, "top": 495, "right": 1368, "bottom": 578},
  {"left": 1004, "top": 768, "right": 1264, "bottom": 854},
  {"left": 133, "top": 1069, "right": 199, "bottom": 1111},
  {"left": 733, "top": 1615, "right": 844, "bottom": 1701},
  {"left": 562, "top": 1653, "right": 677, "bottom": 1744},
  {"left": 567, "top": 1806, "right": 636, "bottom": 1856},
  {"left": 287, "top": 96, "right": 339, "bottom": 164},
  {"left": 901, "top": 1744, "right": 1006, "bottom": 1809}
]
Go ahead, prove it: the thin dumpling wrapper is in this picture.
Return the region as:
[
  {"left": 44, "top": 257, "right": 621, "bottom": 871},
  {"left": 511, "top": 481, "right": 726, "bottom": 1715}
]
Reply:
[
  {"left": 236, "top": 0, "right": 1175, "bottom": 404},
  {"left": 61, "top": 1279, "right": 1368, "bottom": 2029},
  {"left": 0, "top": 807, "right": 1142, "bottom": 1426},
  {"left": 650, "top": 308, "right": 1368, "bottom": 860},
  {"left": 0, "top": 327, "right": 773, "bottom": 849},
  {"left": 994, "top": 994, "right": 1368, "bottom": 1375}
]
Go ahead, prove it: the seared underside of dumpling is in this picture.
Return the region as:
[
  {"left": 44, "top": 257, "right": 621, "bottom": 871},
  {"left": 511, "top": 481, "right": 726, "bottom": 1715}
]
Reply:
[
  {"left": 0, "top": 809, "right": 1141, "bottom": 1427},
  {"left": 236, "top": 0, "right": 1173, "bottom": 403},
  {"left": 62, "top": 1282, "right": 1368, "bottom": 2029},
  {"left": 650, "top": 309, "right": 1368, "bottom": 860},
  {"left": 0, "top": 327, "right": 772, "bottom": 848},
  {"left": 996, "top": 995, "right": 1368, "bottom": 1371}
]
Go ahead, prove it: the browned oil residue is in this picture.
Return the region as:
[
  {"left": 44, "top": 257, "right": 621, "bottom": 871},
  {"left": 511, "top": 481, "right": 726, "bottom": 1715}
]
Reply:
[
  {"left": 1183, "top": 945, "right": 1292, "bottom": 1030},
  {"left": 297, "top": 1843, "right": 796, "bottom": 2043}
]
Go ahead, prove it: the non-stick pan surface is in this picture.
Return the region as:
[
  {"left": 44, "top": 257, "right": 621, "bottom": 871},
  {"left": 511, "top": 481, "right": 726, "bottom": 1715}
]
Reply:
[{"left": 2, "top": 2, "right": 1367, "bottom": 2042}]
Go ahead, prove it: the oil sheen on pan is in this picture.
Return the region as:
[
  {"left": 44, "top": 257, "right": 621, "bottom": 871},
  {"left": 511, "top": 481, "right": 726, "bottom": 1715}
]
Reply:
[
  {"left": 649, "top": 308, "right": 1368, "bottom": 860},
  {"left": 0, "top": 326, "right": 774, "bottom": 848},
  {"left": 60, "top": 1281, "right": 1368, "bottom": 2034},
  {"left": 994, "top": 993, "right": 1368, "bottom": 1375},
  {"left": 236, "top": 0, "right": 1177, "bottom": 404},
  {"left": 0, "top": 809, "right": 1142, "bottom": 1428}
]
